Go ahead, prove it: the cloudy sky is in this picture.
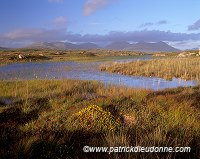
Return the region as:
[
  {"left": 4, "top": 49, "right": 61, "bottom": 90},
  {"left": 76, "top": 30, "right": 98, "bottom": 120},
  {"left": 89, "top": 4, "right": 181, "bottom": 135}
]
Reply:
[{"left": 0, "top": 0, "right": 200, "bottom": 49}]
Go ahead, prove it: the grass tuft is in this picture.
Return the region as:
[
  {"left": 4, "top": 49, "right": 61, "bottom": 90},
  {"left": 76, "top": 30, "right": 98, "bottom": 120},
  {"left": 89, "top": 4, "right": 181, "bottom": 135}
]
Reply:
[
  {"left": 0, "top": 79, "right": 199, "bottom": 158},
  {"left": 100, "top": 57, "right": 200, "bottom": 81}
]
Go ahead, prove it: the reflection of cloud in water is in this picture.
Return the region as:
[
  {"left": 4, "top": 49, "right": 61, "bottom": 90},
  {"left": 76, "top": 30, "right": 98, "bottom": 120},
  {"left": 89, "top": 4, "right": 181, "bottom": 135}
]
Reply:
[{"left": 0, "top": 56, "right": 197, "bottom": 90}]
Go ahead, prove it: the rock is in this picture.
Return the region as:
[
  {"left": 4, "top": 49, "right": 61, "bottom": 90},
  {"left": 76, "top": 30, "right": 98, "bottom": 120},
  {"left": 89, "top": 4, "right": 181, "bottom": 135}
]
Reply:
[
  {"left": 153, "top": 54, "right": 166, "bottom": 57},
  {"left": 18, "top": 54, "right": 25, "bottom": 59},
  {"left": 178, "top": 52, "right": 197, "bottom": 57},
  {"left": 198, "top": 48, "right": 200, "bottom": 56},
  {"left": 178, "top": 53, "right": 186, "bottom": 57}
]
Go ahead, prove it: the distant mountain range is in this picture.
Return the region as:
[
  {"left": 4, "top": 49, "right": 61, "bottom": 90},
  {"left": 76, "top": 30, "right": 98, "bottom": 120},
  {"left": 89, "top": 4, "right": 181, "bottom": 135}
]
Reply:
[
  {"left": 0, "top": 47, "right": 7, "bottom": 50},
  {"left": 185, "top": 48, "right": 199, "bottom": 51},
  {"left": 106, "top": 41, "right": 180, "bottom": 52},
  {"left": 28, "top": 42, "right": 100, "bottom": 50},
  {"left": 26, "top": 41, "right": 180, "bottom": 52}
]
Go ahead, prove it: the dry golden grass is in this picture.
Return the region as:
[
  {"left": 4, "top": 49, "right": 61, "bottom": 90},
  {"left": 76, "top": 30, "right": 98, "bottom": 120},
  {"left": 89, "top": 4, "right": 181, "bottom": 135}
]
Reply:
[
  {"left": 100, "top": 57, "right": 200, "bottom": 80},
  {"left": 0, "top": 80, "right": 199, "bottom": 158}
]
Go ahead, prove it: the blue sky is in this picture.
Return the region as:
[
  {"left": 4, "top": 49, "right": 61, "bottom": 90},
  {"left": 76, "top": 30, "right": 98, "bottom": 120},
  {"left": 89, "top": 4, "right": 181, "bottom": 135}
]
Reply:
[{"left": 0, "top": 0, "right": 200, "bottom": 49}]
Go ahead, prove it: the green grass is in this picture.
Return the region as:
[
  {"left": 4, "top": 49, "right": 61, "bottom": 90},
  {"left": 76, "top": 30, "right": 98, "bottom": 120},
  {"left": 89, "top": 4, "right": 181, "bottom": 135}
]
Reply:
[
  {"left": 0, "top": 80, "right": 199, "bottom": 158},
  {"left": 0, "top": 49, "right": 145, "bottom": 65},
  {"left": 100, "top": 57, "right": 200, "bottom": 81}
]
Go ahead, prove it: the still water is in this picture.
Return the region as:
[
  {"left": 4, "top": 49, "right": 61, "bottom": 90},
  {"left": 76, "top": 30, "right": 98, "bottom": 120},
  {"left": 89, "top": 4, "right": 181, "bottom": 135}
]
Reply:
[{"left": 0, "top": 55, "right": 197, "bottom": 90}]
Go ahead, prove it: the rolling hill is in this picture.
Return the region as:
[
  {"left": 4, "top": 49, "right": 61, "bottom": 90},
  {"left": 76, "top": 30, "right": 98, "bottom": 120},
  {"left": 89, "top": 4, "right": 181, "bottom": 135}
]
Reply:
[
  {"left": 28, "top": 42, "right": 100, "bottom": 50},
  {"left": 0, "top": 47, "right": 7, "bottom": 50},
  {"left": 27, "top": 41, "right": 180, "bottom": 52},
  {"left": 105, "top": 41, "right": 180, "bottom": 52},
  {"left": 105, "top": 41, "right": 130, "bottom": 50}
]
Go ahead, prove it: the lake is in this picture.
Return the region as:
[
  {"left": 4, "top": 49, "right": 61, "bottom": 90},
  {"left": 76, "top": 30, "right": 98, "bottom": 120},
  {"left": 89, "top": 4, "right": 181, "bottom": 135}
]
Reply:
[{"left": 0, "top": 55, "right": 197, "bottom": 90}]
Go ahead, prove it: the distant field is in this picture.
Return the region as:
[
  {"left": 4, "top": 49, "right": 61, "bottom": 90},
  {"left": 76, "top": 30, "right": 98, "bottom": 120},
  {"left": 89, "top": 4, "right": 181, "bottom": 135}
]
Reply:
[
  {"left": 0, "top": 49, "right": 145, "bottom": 65},
  {"left": 100, "top": 57, "right": 200, "bottom": 81},
  {"left": 0, "top": 80, "right": 199, "bottom": 158}
]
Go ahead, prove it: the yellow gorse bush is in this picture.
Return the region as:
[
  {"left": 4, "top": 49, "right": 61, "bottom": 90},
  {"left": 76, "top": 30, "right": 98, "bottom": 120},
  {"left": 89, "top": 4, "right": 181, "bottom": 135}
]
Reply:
[{"left": 73, "top": 105, "right": 121, "bottom": 131}]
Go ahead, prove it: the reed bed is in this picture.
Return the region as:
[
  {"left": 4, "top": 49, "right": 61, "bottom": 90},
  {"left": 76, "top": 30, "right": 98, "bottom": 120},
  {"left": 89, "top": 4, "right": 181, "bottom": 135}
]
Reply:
[
  {"left": 0, "top": 80, "right": 199, "bottom": 158},
  {"left": 100, "top": 57, "right": 200, "bottom": 81}
]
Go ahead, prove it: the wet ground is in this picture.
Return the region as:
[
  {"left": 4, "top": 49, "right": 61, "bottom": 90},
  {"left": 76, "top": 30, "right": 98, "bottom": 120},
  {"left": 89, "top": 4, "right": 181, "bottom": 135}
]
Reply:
[{"left": 0, "top": 55, "right": 197, "bottom": 90}]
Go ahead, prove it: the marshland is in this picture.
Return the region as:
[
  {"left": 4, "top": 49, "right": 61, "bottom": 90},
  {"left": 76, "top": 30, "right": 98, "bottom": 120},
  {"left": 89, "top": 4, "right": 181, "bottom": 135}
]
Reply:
[
  {"left": 0, "top": 49, "right": 200, "bottom": 159},
  {"left": 0, "top": 49, "right": 145, "bottom": 65},
  {"left": 0, "top": 80, "right": 200, "bottom": 159},
  {"left": 1, "top": 0, "right": 200, "bottom": 158},
  {"left": 0, "top": 50, "right": 196, "bottom": 90},
  {"left": 100, "top": 56, "right": 200, "bottom": 81}
]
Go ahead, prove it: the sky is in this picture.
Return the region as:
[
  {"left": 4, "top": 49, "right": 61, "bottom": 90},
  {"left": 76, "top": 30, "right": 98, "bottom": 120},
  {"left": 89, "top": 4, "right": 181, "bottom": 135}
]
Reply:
[{"left": 0, "top": 0, "right": 200, "bottom": 49}]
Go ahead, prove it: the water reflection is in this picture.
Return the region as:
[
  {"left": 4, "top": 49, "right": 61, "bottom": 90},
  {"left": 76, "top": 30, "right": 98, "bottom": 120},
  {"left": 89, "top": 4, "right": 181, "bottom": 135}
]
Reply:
[{"left": 0, "top": 56, "right": 197, "bottom": 90}]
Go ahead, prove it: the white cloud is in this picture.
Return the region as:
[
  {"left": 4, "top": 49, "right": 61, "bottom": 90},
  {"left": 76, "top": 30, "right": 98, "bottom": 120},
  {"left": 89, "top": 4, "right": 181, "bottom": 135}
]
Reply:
[
  {"left": 65, "top": 30, "right": 200, "bottom": 43},
  {"left": 48, "top": 0, "right": 63, "bottom": 3},
  {"left": 188, "top": 19, "right": 200, "bottom": 31},
  {"left": 140, "top": 20, "right": 168, "bottom": 28},
  {"left": 2, "top": 28, "right": 66, "bottom": 42},
  {"left": 52, "top": 16, "right": 67, "bottom": 28},
  {"left": 157, "top": 20, "right": 167, "bottom": 25},
  {"left": 83, "top": 0, "right": 111, "bottom": 16},
  {"left": 139, "top": 22, "right": 154, "bottom": 28},
  {"left": 168, "top": 40, "right": 200, "bottom": 50},
  {"left": 1, "top": 29, "right": 200, "bottom": 49}
]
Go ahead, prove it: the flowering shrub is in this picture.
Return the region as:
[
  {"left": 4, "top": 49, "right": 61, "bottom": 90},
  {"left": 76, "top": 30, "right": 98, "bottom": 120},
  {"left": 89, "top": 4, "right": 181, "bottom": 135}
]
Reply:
[{"left": 73, "top": 105, "right": 121, "bottom": 131}]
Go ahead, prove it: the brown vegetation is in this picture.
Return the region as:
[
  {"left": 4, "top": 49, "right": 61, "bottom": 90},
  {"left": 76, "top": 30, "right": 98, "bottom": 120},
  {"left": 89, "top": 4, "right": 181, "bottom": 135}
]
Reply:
[
  {"left": 100, "top": 57, "right": 200, "bottom": 80},
  {"left": 0, "top": 49, "right": 144, "bottom": 65},
  {"left": 0, "top": 80, "right": 199, "bottom": 158}
]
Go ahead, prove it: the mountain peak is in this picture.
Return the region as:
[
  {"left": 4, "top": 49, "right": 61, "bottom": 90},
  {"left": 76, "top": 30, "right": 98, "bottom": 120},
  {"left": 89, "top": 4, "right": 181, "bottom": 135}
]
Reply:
[
  {"left": 105, "top": 41, "right": 130, "bottom": 50},
  {"left": 106, "top": 41, "right": 180, "bottom": 52},
  {"left": 157, "top": 41, "right": 165, "bottom": 43},
  {"left": 27, "top": 42, "right": 100, "bottom": 50},
  {"left": 26, "top": 41, "right": 180, "bottom": 52},
  {"left": 137, "top": 41, "right": 148, "bottom": 44},
  {"left": 0, "top": 47, "right": 7, "bottom": 50}
]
